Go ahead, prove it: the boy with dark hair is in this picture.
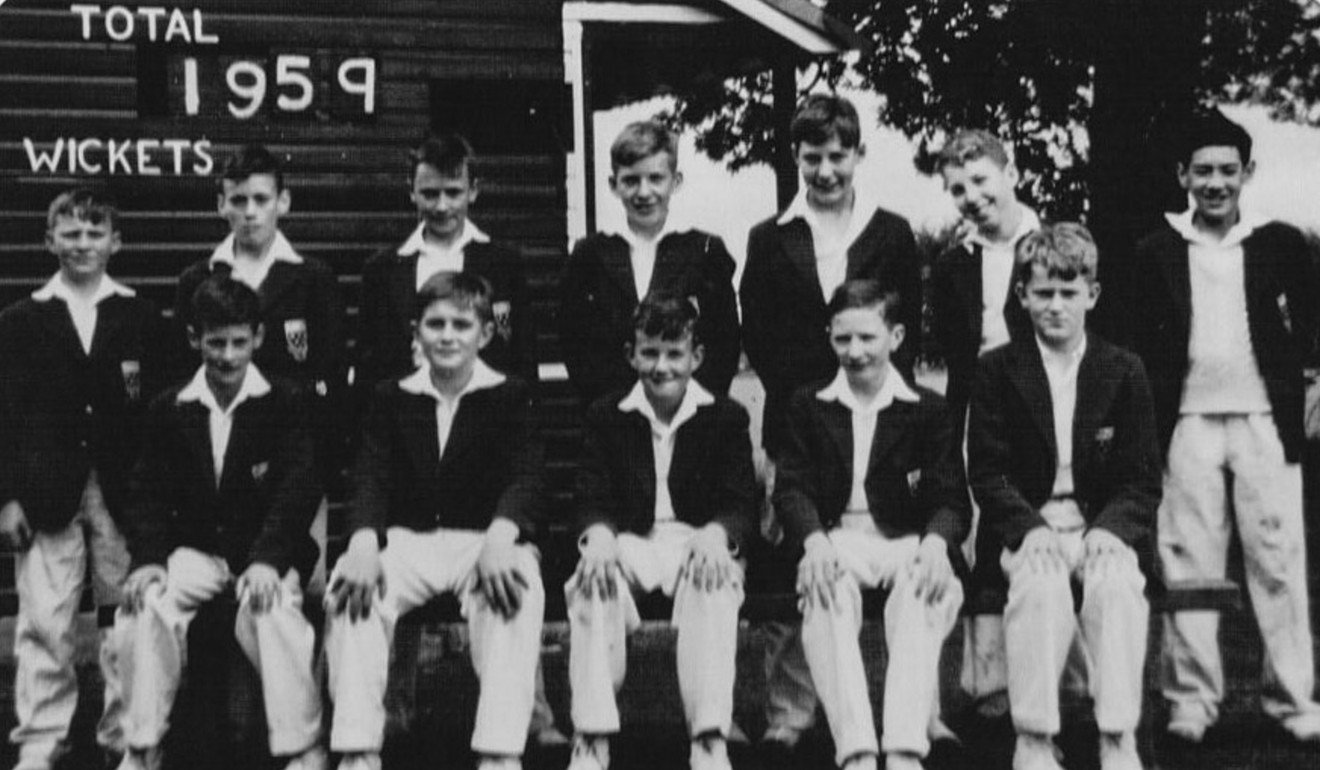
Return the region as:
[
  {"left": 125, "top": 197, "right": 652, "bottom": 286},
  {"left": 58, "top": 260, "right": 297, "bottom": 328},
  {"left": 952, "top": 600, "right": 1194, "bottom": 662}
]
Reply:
[
  {"left": 565, "top": 292, "right": 756, "bottom": 770},
  {"left": 968, "top": 223, "right": 1159, "bottom": 770},
  {"left": 357, "top": 132, "right": 533, "bottom": 386},
  {"left": 0, "top": 188, "right": 164, "bottom": 769},
  {"left": 107, "top": 275, "right": 325, "bottom": 770},
  {"left": 558, "top": 120, "right": 740, "bottom": 404},
  {"left": 326, "top": 271, "right": 545, "bottom": 770},
  {"left": 774, "top": 279, "right": 968, "bottom": 770},
  {"left": 741, "top": 93, "right": 922, "bottom": 754},
  {"left": 1130, "top": 110, "right": 1320, "bottom": 742}
]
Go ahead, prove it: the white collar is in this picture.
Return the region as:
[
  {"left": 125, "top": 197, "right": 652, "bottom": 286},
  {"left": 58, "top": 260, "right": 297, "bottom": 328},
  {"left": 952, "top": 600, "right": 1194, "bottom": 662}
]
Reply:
[
  {"left": 32, "top": 273, "right": 135, "bottom": 304},
  {"left": 966, "top": 206, "right": 1042, "bottom": 250},
  {"left": 1165, "top": 208, "right": 1265, "bottom": 250},
  {"left": 599, "top": 219, "right": 683, "bottom": 248},
  {"left": 397, "top": 358, "right": 506, "bottom": 402},
  {"left": 209, "top": 231, "right": 303, "bottom": 268},
  {"left": 396, "top": 219, "right": 491, "bottom": 257},
  {"left": 1034, "top": 333, "right": 1088, "bottom": 369},
  {"left": 816, "top": 367, "right": 920, "bottom": 412},
  {"left": 176, "top": 363, "right": 271, "bottom": 412},
  {"left": 617, "top": 378, "right": 715, "bottom": 431},
  {"left": 776, "top": 185, "right": 878, "bottom": 227}
]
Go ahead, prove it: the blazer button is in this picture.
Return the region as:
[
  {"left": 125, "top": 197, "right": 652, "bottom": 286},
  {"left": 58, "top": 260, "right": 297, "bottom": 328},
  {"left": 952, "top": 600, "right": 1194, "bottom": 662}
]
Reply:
[{"left": 85, "top": 405, "right": 94, "bottom": 415}]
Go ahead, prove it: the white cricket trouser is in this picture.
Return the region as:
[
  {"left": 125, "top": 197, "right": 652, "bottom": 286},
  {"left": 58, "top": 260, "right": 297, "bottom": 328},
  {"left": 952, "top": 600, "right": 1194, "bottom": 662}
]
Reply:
[
  {"left": 1001, "top": 530, "right": 1147, "bottom": 737},
  {"left": 1159, "top": 413, "right": 1320, "bottom": 725},
  {"left": 566, "top": 522, "right": 743, "bottom": 738},
  {"left": 801, "top": 517, "right": 962, "bottom": 763},
  {"left": 11, "top": 473, "right": 128, "bottom": 765},
  {"left": 104, "top": 547, "right": 322, "bottom": 756},
  {"left": 324, "top": 527, "right": 545, "bottom": 757}
]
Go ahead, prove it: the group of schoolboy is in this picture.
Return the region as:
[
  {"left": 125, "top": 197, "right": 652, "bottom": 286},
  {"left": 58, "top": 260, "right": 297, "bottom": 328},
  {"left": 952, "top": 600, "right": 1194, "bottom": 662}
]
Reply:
[{"left": 1, "top": 88, "right": 1316, "bottom": 770}]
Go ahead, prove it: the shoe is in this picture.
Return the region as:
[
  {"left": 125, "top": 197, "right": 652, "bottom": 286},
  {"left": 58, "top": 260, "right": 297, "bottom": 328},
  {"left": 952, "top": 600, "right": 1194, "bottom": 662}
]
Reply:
[
  {"left": 534, "top": 725, "right": 572, "bottom": 748},
  {"left": 14, "top": 741, "right": 70, "bottom": 770},
  {"left": 284, "top": 745, "right": 329, "bottom": 770},
  {"left": 566, "top": 735, "right": 610, "bottom": 770},
  {"left": 1165, "top": 707, "right": 1209, "bottom": 744},
  {"left": 1012, "top": 734, "right": 1063, "bottom": 770},
  {"left": 690, "top": 736, "right": 732, "bottom": 770},
  {"left": 335, "top": 753, "right": 381, "bottom": 770},
  {"left": 477, "top": 755, "right": 522, "bottom": 770},
  {"left": 841, "top": 752, "right": 878, "bottom": 770},
  {"left": 1099, "top": 732, "right": 1142, "bottom": 770},
  {"left": 116, "top": 747, "right": 162, "bottom": 770},
  {"left": 884, "top": 752, "right": 924, "bottom": 770},
  {"left": 1282, "top": 710, "right": 1320, "bottom": 742}
]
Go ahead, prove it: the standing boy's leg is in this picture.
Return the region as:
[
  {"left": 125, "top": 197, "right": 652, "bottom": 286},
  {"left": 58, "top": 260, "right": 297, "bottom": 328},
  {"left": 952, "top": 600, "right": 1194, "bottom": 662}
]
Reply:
[
  {"left": 80, "top": 472, "right": 132, "bottom": 754},
  {"left": 1158, "top": 415, "right": 1231, "bottom": 735}
]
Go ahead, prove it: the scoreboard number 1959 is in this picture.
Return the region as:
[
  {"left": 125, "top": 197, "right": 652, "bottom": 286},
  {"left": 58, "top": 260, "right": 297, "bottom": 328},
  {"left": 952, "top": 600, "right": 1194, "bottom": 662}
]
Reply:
[{"left": 171, "top": 53, "right": 377, "bottom": 121}]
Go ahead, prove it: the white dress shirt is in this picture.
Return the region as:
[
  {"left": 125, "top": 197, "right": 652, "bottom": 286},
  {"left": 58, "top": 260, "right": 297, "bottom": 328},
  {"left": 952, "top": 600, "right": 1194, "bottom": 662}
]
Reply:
[
  {"left": 617, "top": 379, "right": 715, "bottom": 524},
  {"left": 601, "top": 221, "right": 681, "bottom": 301},
  {"left": 176, "top": 364, "right": 272, "bottom": 484},
  {"left": 397, "top": 359, "right": 506, "bottom": 458},
  {"left": 966, "top": 207, "right": 1041, "bottom": 354},
  {"left": 31, "top": 273, "right": 136, "bottom": 354},
  {"left": 397, "top": 220, "right": 492, "bottom": 291},
  {"left": 815, "top": 368, "right": 921, "bottom": 514},
  {"left": 209, "top": 231, "right": 303, "bottom": 291},
  {"left": 1035, "top": 334, "right": 1087, "bottom": 498},
  {"left": 777, "top": 187, "right": 882, "bottom": 302}
]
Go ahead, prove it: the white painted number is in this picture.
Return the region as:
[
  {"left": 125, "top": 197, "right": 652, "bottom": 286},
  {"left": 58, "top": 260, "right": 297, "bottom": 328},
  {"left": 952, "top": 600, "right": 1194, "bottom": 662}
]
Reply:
[
  {"left": 183, "top": 57, "right": 200, "bottom": 115},
  {"left": 225, "top": 60, "right": 267, "bottom": 119},
  {"left": 338, "top": 57, "right": 376, "bottom": 114},
  {"left": 275, "top": 55, "right": 314, "bottom": 112}
]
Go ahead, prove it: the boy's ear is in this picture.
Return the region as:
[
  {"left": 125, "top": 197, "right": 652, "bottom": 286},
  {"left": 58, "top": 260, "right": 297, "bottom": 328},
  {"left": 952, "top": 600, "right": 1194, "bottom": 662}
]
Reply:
[
  {"left": 1242, "top": 158, "right": 1256, "bottom": 184},
  {"left": 855, "top": 142, "right": 867, "bottom": 161},
  {"left": 1175, "top": 162, "right": 1190, "bottom": 190},
  {"left": 276, "top": 187, "right": 292, "bottom": 217},
  {"left": 691, "top": 341, "right": 704, "bottom": 371},
  {"left": 253, "top": 323, "right": 265, "bottom": 351},
  {"left": 216, "top": 191, "right": 226, "bottom": 216},
  {"left": 1015, "top": 281, "right": 1029, "bottom": 307},
  {"left": 1087, "top": 280, "right": 1102, "bottom": 308},
  {"left": 477, "top": 319, "right": 494, "bottom": 350},
  {"left": 187, "top": 325, "right": 201, "bottom": 351},
  {"left": 672, "top": 169, "right": 685, "bottom": 192},
  {"left": 108, "top": 229, "right": 123, "bottom": 257},
  {"left": 467, "top": 175, "right": 480, "bottom": 204},
  {"left": 889, "top": 323, "right": 905, "bottom": 351}
]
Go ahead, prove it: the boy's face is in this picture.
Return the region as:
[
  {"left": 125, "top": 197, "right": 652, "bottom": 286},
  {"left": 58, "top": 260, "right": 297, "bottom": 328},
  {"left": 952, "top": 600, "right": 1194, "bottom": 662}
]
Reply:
[
  {"left": 794, "top": 136, "right": 864, "bottom": 211},
  {"left": 1017, "top": 265, "right": 1098, "bottom": 351},
  {"left": 610, "top": 152, "right": 681, "bottom": 236},
  {"left": 628, "top": 330, "right": 703, "bottom": 413},
  {"left": 941, "top": 156, "right": 1020, "bottom": 237},
  {"left": 193, "top": 323, "right": 263, "bottom": 394},
  {"left": 411, "top": 162, "right": 478, "bottom": 244},
  {"left": 413, "top": 298, "right": 492, "bottom": 380},
  {"left": 46, "top": 213, "right": 120, "bottom": 284},
  {"left": 830, "top": 306, "right": 903, "bottom": 389},
  {"left": 218, "top": 173, "right": 289, "bottom": 255},
  {"left": 1178, "top": 145, "right": 1253, "bottom": 227}
]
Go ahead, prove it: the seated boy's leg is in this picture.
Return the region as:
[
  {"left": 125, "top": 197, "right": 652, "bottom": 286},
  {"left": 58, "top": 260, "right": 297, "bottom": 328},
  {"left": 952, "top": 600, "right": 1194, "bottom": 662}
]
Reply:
[
  {"left": 667, "top": 538, "right": 744, "bottom": 741},
  {"left": 1000, "top": 540, "right": 1076, "bottom": 739},
  {"left": 1076, "top": 539, "right": 1147, "bottom": 739},
  {"left": 468, "top": 543, "right": 545, "bottom": 758},
  {"left": 10, "top": 523, "right": 88, "bottom": 768},
  {"left": 762, "top": 623, "right": 817, "bottom": 743},
  {"left": 1157, "top": 415, "right": 1232, "bottom": 731},
  {"left": 565, "top": 551, "right": 637, "bottom": 737},
  {"left": 1227, "top": 413, "right": 1320, "bottom": 731},
  {"left": 233, "top": 568, "right": 323, "bottom": 758},
  {"left": 118, "top": 548, "right": 229, "bottom": 750}
]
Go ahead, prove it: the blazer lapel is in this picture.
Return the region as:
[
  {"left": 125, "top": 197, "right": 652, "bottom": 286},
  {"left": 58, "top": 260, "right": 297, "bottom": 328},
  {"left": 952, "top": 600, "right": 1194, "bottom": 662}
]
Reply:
[
  {"left": 396, "top": 393, "right": 442, "bottom": 480},
  {"left": 1072, "top": 342, "right": 1120, "bottom": 473},
  {"left": 179, "top": 402, "right": 218, "bottom": 489},
  {"left": 258, "top": 261, "right": 298, "bottom": 309},
  {"left": 817, "top": 399, "right": 854, "bottom": 479},
  {"left": 868, "top": 400, "right": 912, "bottom": 473},
  {"left": 35, "top": 300, "right": 88, "bottom": 360},
  {"left": 390, "top": 254, "right": 418, "bottom": 329},
  {"left": 626, "top": 412, "right": 658, "bottom": 513},
  {"left": 219, "top": 399, "right": 262, "bottom": 492},
  {"left": 599, "top": 237, "right": 639, "bottom": 303},
  {"left": 650, "top": 233, "right": 685, "bottom": 296},
  {"left": 1157, "top": 237, "right": 1192, "bottom": 333},
  {"left": 779, "top": 220, "right": 824, "bottom": 305},
  {"left": 952, "top": 244, "right": 984, "bottom": 343},
  {"left": 1007, "top": 342, "right": 1057, "bottom": 461}
]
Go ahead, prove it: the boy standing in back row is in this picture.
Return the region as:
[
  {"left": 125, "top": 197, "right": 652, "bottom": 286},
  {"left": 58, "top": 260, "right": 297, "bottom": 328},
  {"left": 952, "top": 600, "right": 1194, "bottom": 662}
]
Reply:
[{"left": 1130, "top": 110, "right": 1320, "bottom": 743}]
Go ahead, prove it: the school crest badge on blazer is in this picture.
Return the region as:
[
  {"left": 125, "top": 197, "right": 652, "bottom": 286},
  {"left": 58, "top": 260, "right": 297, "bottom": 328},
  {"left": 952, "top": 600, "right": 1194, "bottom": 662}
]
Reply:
[
  {"left": 251, "top": 461, "right": 269, "bottom": 482},
  {"left": 284, "top": 318, "right": 309, "bottom": 362},
  {"left": 120, "top": 360, "right": 141, "bottom": 402},
  {"left": 492, "top": 301, "right": 513, "bottom": 342}
]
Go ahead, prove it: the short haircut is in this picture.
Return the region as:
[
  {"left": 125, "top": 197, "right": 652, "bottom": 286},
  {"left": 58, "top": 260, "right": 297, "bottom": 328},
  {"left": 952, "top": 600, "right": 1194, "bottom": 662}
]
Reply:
[
  {"left": 1180, "top": 109, "right": 1253, "bottom": 165},
  {"left": 610, "top": 120, "right": 679, "bottom": 172},
  {"left": 790, "top": 93, "right": 862, "bottom": 150},
  {"left": 414, "top": 270, "right": 494, "bottom": 325},
  {"left": 935, "top": 129, "right": 1011, "bottom": 172},
  {"left": 410, "top": 132, "right": 475, "bottom": 178},
  {"left": 826, "top": 279, "right": 903, "bottom": 328},
  {"left": 221, "top": 143, "right": 284, "bottom": 191},
  {"left": 46, "top": 187, "right": 118, "bottom": 231},
  {"left": 191, "top": 274, "right": 262, "bottom": 332},
  {"left": 632, "top": 291, "right": 700, "bottom": 344},
  {"left": 1014, "top": 222, "right": 1099, "bottom": 285}
]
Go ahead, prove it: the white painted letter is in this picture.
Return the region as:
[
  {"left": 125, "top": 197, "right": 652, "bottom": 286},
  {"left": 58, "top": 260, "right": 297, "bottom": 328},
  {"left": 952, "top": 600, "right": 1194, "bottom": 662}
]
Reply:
[
  {"left": 162, "top": 138, "right": 189, "bottom": 174},
  {"left": 23, "top": 138, "right": 65, "bottom": 173},
  {"left": 104, "top": 6, "right": 133, "bottom": 41},
  {"left": 163, "top": 7, "right": 191, "bottom": 43},
  {"left": 106, "top": 138, "right": 132, "bottom": 174},
  {"left": 192, "top": 139, "right": 215, "bottom": 175},
  {"left": 194, "top": 9, "right": 218, "bottom": 44},
  {"left": 138, "top": 6, "right": 165, "bottom": 40},
  {"left": 338, "top": 58, "right": 376, "bottom": 114},
  {"left": 69, "top": 4, "right": 100, "bottom": 40},
  {"left": 136, "top": 139, "right": 162, "bottom": 175},
  {"left": 77, "top": 138, "right": 104, "bottom": 174}
]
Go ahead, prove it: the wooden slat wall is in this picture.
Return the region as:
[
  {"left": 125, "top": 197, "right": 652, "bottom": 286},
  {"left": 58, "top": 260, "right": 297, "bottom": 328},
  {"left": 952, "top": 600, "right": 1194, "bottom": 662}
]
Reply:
[{"left": 0, "top": 0, "right": 576, "bottom": 610}]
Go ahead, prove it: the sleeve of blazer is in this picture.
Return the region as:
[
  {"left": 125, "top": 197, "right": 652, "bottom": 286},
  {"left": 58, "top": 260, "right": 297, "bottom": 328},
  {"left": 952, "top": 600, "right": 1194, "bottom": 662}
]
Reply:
[
  {"left": 710, "top": 401, "right": 758, "bottom": 554},
  {"left": 248, "top": 387, "right": 324, "bottom": 574},
  {"left": 696, "top": 235, "right": 741, "bottom": 395},
  {"left": 491, "top": 380, "right": 545, "bottom": 539},
  {"left": 138, "top": 299, "right": 171, "bottom": 406},
  {"left": 883, "top": 216, "right": 923, "bottom": 377},
  {"left": 1090, "top": 355, "right": 1161, "bottom": 547},
  {"left": 967, "top": 353, "right": 1047, "bottom": 550},
  {"left": 771, "top": 388, "right": 827, "bottom": 547},
  {"left": 354, "top": 249, "right": 394, "bottom": 391},
  {"left": 347, "top": 383, "right": 395, "bottom": 542},
  {"left": 739, "top": 222, "right": 783, "bottom": 390},
  {"left": 919, "top": 398, "right": 972, "bottom": 547},
  {"left": 558, "top": 240, "right": 613, "bottom": 401},
  {"left": 305, "top": 258, "right": 347, "bottom": 396},
  {"left": 928, "top": 251, "right": 961, "bottom": 382},
  {"left": 573, "top": 400, "right": 622, "bottom": 538},
  {"left": 123, "top": 395, "right": 181, "bottom": 570},
  {"left": 499, "top": 244, "right": 539, "bottom": 383},
  {"left": 1280, "top": 224, "right": 1320, "bottom": 365}
]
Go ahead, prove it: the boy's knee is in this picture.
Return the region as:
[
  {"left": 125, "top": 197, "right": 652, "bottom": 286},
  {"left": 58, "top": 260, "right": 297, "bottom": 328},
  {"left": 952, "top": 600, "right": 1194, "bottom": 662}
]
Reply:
[{"left": 1007, "top": 567, "right": 1071, "bottom": 610}]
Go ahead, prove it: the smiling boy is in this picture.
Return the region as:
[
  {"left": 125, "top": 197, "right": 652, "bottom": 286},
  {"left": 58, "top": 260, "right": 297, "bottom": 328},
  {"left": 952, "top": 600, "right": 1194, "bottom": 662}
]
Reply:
[
  {"left": 1130, "top": 110, "right": 1320, "bottom": 743},
  {"left": 565, "top": 293, "right": 756, "bottom": 770},
  {"left": 558, "top": 121, "right": 740, "bottom": 405}
]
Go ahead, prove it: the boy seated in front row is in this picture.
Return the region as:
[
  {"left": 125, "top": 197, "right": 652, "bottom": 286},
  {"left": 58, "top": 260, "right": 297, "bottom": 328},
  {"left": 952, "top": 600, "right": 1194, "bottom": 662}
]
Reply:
[
  {"left": 325, "top": 271, "right": 545, "bottom": 770},
  {"left": 773, "top": 279, "right": 969, "bottom": 770},
  {"left": 967, "top": 224, "right": 1160, "bottom": 770},
  {"left": 109, "top": 275, "right": 325, "bottom": 770},
  {"left": 566, "top": 294, "right": 757, "bottom": 770}
]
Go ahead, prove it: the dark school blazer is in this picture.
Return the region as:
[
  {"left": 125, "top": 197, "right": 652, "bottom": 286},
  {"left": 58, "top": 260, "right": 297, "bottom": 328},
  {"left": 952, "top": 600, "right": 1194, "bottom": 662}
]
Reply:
[
  {"left": 355, "top": 238, "right": 534, "bottom": 387},
  {"left": 175, "top": 254, "right": 346, "bottom": 395},
  {"left": 557, "top": 230, "right": 741, "bottom": 405},
  {"left": 348, "top": 376, "right": 544, "bottom": 544},
  {"left": 574, "top": 389, "right": 757, "bottom": 553},
  {"left": 1130, "top": 220, "right": 1319, "bottom": 462},
  {"left": 772, "top": 377, "right": 970, "bottom": 573},
  {"left": 124, "top": 375, "right": 322, "bottom": 579},
  {"left": 0, "top": 293, "right": 165, "bottom": 532},
  {"left": 740, "top": 207, "right": 921, "bottom": 455},
  {"left": 967, "top": 335, "right": 1161, "bottom": 610},
  {"left": 929, "top": 240, "right": 1034, "bottom": 424}
]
